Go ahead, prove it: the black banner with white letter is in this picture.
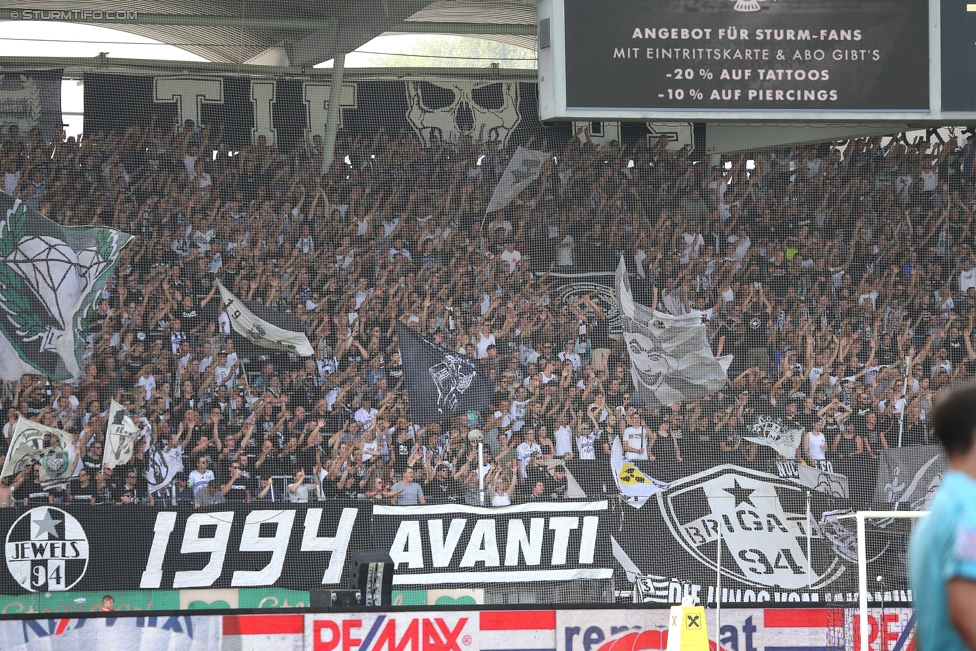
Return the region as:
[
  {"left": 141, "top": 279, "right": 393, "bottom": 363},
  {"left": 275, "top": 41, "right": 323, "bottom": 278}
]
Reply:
[
  {"left": 0, "top": 503, "right": 367, "bottom": 595},
  {"left": 82, "top": 73, "right": 695, "bottom": 155},
  {"left": 373, "top": 501, "right": 614, "bottom": 586},
  {"left": 0, "top": 480, "right": 929, "bottom": 605},
  {"left": 611, "top": 464, "right": 917, "bottom": 606},
  {"left": 83, "top": 74, "right": 542, "bottom": 153}
]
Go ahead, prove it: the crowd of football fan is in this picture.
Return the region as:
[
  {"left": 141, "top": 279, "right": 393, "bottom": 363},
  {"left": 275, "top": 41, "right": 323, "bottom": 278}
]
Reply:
[{"left": 0, "top": 121, "right": 971, "bottom": 509}]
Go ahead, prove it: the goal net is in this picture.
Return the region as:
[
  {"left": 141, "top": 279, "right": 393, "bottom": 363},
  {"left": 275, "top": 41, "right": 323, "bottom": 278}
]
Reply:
[{"left": 826, "top": 510, "right": 927, "bottom": 651}]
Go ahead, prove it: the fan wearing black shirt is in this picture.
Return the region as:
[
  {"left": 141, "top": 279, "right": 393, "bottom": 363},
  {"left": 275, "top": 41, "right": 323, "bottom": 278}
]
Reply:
[
  {"left": 326, "top": 471, "right": 362, "bottom": 500},
  {"left": 255, "top": 439, "right": 286, "bottom": 478},
  {"left": 221, "top": 459, "right": 252, "bottom": 503},
  {"left": 796, "top": 396, "right": 819, "bottom": 431},
  {"left": 710, "top": 315, "right": 734, "bottom": 358},
  {"left": 1, "top": 470, "right": 25, "bottom": 507},
  {"left": 100, "top": 467, "right": 126, "bottom": 502},
  {"left": 83, "top": 440, "right": 104, "bottom": 476},
  {"left": 523, "top": 401, "right": 552, "bottom": 436},
  {"left": 392, "top": 427, "right": 415, "bottom": 475},
  {"left": 92, "top": 471, "right": 114, "bottom": 505},
  {"left": 546, "top": 465, "right": 569, "bottom": 499},
  {"left": 120, "top": 468, "right": 154, "bottom": 505},
  {"left": 298, "top": 421, "right": 329, "bottom": 476},
  {"left": 525, "top": 480, "right": 549, "bottom": 501},
  {"left": 519, "top": 453, "right": 549, "bottom": 499},
  {"left": 15, "top": 464, "right": 53, "bottom": 506},
  {"left": 741, "top": 286, "right": 773, "bottom": 373},
  {"left": 425, "top": 464, "right": 461, "bottom": 503}
]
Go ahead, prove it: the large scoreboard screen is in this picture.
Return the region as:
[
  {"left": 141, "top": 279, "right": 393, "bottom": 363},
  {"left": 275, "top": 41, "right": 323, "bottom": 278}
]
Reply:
[{"left": 538, "top": 0, "right": 976, "bottom": 121}]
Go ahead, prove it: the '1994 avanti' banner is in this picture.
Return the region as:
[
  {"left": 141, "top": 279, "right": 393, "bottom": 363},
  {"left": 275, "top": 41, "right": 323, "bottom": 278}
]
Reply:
[{"left": 0, "top": 449, "right": 938, "bottom": 605}]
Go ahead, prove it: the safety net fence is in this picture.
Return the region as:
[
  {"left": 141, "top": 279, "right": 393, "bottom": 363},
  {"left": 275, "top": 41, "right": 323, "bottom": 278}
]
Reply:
[{"left": 0, "top": 57, "right": 964, "bottom": 611}]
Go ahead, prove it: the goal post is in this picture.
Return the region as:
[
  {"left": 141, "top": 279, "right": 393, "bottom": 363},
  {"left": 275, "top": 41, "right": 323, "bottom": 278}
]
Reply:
[{"left": 839, "top": 510, "right": 928, "bottom": 651}]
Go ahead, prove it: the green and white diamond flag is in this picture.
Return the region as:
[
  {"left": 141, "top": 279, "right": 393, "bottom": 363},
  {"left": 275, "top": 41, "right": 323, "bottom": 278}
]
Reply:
[{"left": 0, "top": 192, "right": 134, "bottom": 382}]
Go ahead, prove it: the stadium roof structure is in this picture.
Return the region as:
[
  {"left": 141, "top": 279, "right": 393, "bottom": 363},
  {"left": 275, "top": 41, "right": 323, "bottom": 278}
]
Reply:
[{"left": 1, "top": 1, "right": 539, "bottom": 68}]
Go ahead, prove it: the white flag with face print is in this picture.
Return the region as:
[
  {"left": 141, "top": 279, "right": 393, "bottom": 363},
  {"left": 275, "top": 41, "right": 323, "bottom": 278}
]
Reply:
[{"left": 615, "top": 258, "right": 732, "bottom": 408}]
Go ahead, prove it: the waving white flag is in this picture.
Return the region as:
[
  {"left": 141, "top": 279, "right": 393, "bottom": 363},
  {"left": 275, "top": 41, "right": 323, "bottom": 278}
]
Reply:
[
  {"left": 611, "top": 436, "right": 669, "bottom": 508},
  {"left": 743, "top": 414, "right": 804, "bottom": 458},
  {"left": 616, "top": 257, "right": 732, "bottom": 408},
  {"left": 0, "top": 417, "right": 73, "bottom": 488},
  {"left": 103, "top": 400, "right": 147, "bottom": 469},
  {"left": 217, "top": 280, "right": 314, "bottom": 356},
  {"left": 485, "top": 147, "right": 550, "bottom": 213}
]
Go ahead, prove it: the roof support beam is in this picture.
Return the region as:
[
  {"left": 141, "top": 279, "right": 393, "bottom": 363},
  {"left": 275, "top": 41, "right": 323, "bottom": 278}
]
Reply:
[
  {"left": 0, "top": 55, "right": 539, "bottom": 81},
  {"left": 284, "top": 0, "right": 432, "bottom": 66},
  {"left": 321, "top": 53, "right": 345, "bottom": 175},
  {"left": 0, "top": 11, "right": 536, "bottom": 35},
  {"left": 394, "top": 22, "right": 536, "bottom": 36}
]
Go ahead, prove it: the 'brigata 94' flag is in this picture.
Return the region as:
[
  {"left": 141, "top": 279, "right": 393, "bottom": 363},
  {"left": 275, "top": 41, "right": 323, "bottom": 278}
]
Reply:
[
  {"left": 396, "top": 323, "right": 492, "bottom": 425},
  {"left": 0, "top": 193, "right": 133, "bottom": 382},
  {"left": 216, "top": 280, "right": 314, "bottom": 356}
]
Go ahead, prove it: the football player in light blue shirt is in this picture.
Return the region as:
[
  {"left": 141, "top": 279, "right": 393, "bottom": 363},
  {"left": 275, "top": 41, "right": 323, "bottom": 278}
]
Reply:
[{"left": 909, "top": 383, "right": 976, "bottom": 651}]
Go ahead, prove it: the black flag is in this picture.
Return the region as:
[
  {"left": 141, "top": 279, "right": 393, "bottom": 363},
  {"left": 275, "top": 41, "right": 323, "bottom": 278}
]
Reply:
[{"left": 395, "top": 323, "right": 492, "bottom": 425}]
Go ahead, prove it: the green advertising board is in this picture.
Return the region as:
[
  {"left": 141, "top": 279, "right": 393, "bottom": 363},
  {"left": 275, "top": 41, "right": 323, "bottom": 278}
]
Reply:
[{"left": 0, "top": 588, "right": 310, "bottom": 614}]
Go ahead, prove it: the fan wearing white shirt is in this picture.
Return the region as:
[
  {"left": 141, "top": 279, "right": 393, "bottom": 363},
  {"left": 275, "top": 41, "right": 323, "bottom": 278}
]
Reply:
[
  {"left": 959, "top": 257, "right": 976, "bottom": 293},
  {"left": 212, "top": 351, "right": 237, "bottom": 390},
  {"left": 516, "top": 430, "right": 542, "bottom": 477},
  {"left": 499, "top": 242, "right": 522, "bottom": 273},
  {"left": 187, "top": 456, "right": 215, "bottom": 494},
  {"left": 576, "top": 431, "right": 596, "bottom": 460},
  {"left": 622, "top": 413, "right": 650, "bottom": 461},
  {"left": 136, "top": 365, "right": 156, "bottom": 401},
  {"left": 553, "top": 413, "right": 574, "bottom": 457},
  {"left": 354, "top": 396, "right": 378, "bottom": 429},
  {"left": 557, "top": 340, "right": 581, "bottom": 370}
]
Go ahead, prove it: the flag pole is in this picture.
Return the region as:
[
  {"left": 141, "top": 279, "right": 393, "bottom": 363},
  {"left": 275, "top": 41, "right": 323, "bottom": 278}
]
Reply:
[
  {"left": 716, "top": 520, "right": 722, "bottom": 644},
  {"left": 478, "top": 440, "right": 486, "bottom": 505},
  {"left": 898, "top": 355, "right": 910, "bottom": 447},
  {"left": 807, "top": 490, "right": 812, "bottom": 589}
]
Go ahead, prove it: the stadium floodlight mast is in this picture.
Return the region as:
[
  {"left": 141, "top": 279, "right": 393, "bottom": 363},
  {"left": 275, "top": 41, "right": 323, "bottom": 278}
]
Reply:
[{"left": 839, "top": 510, "right": 928, "bottom": 651}]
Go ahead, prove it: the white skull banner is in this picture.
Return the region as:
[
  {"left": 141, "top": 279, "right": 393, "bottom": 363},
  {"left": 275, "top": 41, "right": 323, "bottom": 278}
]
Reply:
[{"left": 405, "top": 80, "right": 522, "bottom": 149}]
